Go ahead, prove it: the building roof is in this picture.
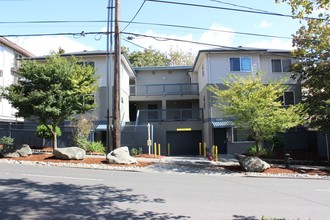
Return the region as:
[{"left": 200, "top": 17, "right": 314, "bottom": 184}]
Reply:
[
  {"left": 134, "top": 66, "right": 193, "bottom": 72},
  {"left": 0, "top": 37, "right": 34, "bottom": 57},
  {"left": 192, "top": 46, "right": 292, "bottom": 71}
]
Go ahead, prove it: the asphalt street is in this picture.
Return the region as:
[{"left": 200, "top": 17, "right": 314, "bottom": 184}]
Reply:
[{"left": 0, "top": 163, "right": 329, "bottom": 220}]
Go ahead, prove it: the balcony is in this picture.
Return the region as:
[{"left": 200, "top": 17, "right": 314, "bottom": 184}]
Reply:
[
  {"left": 130, "top": 83, "right": 199, "bottom": 96},
  {"left": 135, "top": 108, "right": 203, "bottom": 124}
]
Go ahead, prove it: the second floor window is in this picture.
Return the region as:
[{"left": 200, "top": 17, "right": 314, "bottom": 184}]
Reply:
[
  {"left": 230, "top": 57, "right": 252, "bottom": 72},
  {"left": 271, "top": 59, "right": 291, "bottom": 72},
  {"left": 77, "top": 61, "right": 95, "bottom": 68}
]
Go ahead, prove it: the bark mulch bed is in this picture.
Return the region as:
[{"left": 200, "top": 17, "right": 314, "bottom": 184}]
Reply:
[{"left": 0, "top": 151, "right": 329, "bottom": 176}]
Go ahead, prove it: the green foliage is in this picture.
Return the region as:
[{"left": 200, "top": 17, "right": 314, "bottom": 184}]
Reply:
[
  {"left": 36, "top": 124, "right": 61, "bottom": 139},
  {"left": 130, "top": 147, "right": 143, "bottom": 156},
  {"left": 127, "top": 47, "right": 170, "bottom": 67},
  {"left": 278, "top": 0, "right": 330, "bottom": 132},
  {"left": 74, "top": 137, "right": 90, "bottom": 151},
  {"left": 2, "top": 54, "right": 99, "bottom": 149},
  {"left": 209, "top": 73, "right": 305, "bottom": 156},
  {"left": 125, "top": 46, "right": 195, "bottom": 67},
  {"left": 71, "top": 115, "right": 95, "bottom": 147},
  {"left": 247, "top": 145, "right": 272, "bottom": 158},
  {"left": 0, "top": 136, "right": 14, "bottom": 146},
  {"left": 87, "top": 141, "right": 105, "bottom": 154}
]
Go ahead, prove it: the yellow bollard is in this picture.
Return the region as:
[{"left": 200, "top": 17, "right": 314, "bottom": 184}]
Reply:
[
  {"left": 216, "top": 146, "right": 218, "bottom": 162},
  {"left": 154, "top": 143, "right": 157, "bottom": 157},
  {"left": 203, "top": 142, "right": 206, "bottom": 157},
  {"left": 199, "top": 142, "right": 202, "bottom": 156},
  {"left": 158, "top": 143, "right": 161, "bottom": 156},
  {"left": 212, "top": 145, "right": 215, "bottom": 156},
  {"left": 168, "top": 143, "right": 170, "bottom": 156}
]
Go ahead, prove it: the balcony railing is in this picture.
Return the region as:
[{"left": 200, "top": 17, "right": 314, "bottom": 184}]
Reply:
[
  {"left": 136, "top": 108, "right": 203, "bottom": 124},
  {"left": 130, "top": 83, "right": 199, "bottom": 96}
]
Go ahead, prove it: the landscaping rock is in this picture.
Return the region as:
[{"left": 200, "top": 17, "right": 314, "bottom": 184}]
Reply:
[
  {"left": 53, "top": 147, "right": 85, "bottom": 160},
  {"left": 1, "top": 144, "right": 32, "bottom": 158},
  {"left": 239, "top": 156, "right": 270, "bottom": 172},
  {"left": 106, "top": 146, "right": 138, "bottom": 164}
]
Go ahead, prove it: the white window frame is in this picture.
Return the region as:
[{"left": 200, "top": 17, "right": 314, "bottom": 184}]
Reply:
[
  {"left": 231, "top": 127, "right": 254, "bottom": 143},
  {"left": 230, "top": 57, "right": 252, "bottom": 72},
  {"left": 271, "top": 59, "right": 291, "bottom": 73},
  {"left": 77, "top": 61, "right": 95, "bottom": 68}
]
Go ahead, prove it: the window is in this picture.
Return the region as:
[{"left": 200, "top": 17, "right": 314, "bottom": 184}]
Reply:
[
  {"left": 230, "top": 57, "right": 252, "bottom": 72},
  {"left": 77, "top": 61, "right": 95, "bottom": 68},
  {"left": 232, "top": 127, "right": 254, "bottom": 143},
  {"left": 278, "top": 91, "right": 295, "bottom": 105},
  {"left": 271, "top": 59, "right": 291, "bottom": 72}
]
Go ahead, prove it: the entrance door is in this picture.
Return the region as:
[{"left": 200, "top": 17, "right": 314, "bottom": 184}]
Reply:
[
  {"left": 214, "top": 128, "right": 227, "bottom": 154},
  {"left": 167, "top": 131, "right": 202, "bottom": 156}
]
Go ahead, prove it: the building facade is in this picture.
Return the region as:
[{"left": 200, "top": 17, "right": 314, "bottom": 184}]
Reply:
[{"left": 0, "top": 37, "right": 34, "bottom": 122}]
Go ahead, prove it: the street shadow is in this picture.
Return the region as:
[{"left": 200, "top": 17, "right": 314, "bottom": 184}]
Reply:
[
  {"left": 232, "top": 215, "right": 259, "bottom": 220},
  {"left": 0, "top": 178, "right": 190, "bottom": 219}
]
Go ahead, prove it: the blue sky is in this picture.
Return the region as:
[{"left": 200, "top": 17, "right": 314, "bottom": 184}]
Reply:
[{"left": 0, "top": 0, "right": 301, "bottom": 56}]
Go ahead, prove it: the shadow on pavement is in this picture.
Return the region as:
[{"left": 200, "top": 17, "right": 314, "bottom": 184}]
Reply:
[{"left": 0, "top": 178, "right": 190, "bottom": 219}]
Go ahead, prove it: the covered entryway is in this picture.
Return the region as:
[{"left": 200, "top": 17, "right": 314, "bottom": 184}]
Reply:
[{"left": 166, "top": 130, "right": 202, "bottom": 156}]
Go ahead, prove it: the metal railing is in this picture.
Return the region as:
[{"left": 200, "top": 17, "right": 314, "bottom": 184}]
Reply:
[
  {"left": 136, "top": 108, "right": 203, "bottom": 124},
  {"left": 130, "top": 83, "right": 199, "bottom": 96}
]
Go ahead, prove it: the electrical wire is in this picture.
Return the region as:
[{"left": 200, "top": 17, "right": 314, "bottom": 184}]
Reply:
[
  {"left": 121, "top": 0, "right": 146, "bottom": 32},
  {"left": 145, "top": 0, "right": 325, "bottom": 20},
  {"left": 0, "top": 20, "right": 292, "bottom": 40},
  {"left": 209, "top": 0, "right": 271, "bottom": 13}
]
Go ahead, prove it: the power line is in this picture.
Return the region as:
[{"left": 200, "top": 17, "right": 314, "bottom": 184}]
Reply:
[
  {"left": 209, "top": 0, "right": 271, "bottom": 13},
  {"left": 121, "top": 0, "right": 146, "bottom": 32},
  {"left": 145, "top": 0, "right": 324, "bottom": 20},
  {"left": 0, "top": 20, "right": 292, "bottom": 40}
]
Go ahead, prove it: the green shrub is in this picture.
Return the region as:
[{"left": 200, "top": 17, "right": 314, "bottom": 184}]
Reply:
[
  {"left": 36, "top": 124, "right": 61, "bottom": 139},
  {"left": 248, "top": 145, "right": 274, "bottom": 158},
  {"left": 130, "top": 147, "right": 143, "bottom": 156},
  {"left": 0, "top": 136, "right": 14, "bottom": 146},
  {"left": 87, "top": 141, "right": 105, "bottom": 154},
  {"left": 74, "top": 137, "right": 90, "bottom": 151}
]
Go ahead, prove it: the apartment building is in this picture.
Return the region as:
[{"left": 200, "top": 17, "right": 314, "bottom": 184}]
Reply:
[
  {"left": 130, "top": 48, "right": 306, "bottom": 155},
  {"left": 0, "top": 37, "right": 34, "bottom": 122}
]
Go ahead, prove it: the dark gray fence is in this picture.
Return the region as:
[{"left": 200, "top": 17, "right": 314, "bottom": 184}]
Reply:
[
  {"left": 0, "top": 123, "right": 74, "bottom": 148},
  {"left": 121, "top": 124, "right": 153, "bottom": 154}
]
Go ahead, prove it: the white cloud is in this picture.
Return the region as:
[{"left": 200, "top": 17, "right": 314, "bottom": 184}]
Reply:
[
  {"left": 243, "top": 39, "right": 294, "bottom": 50},
  {"left": 259, "top": 20, "right": 272, "bottom": 28},
  {"left": 126, "top": 23, "right": 235, "bottom": 54},
  {"left": 10, "top": 36, "right": 94, "bottom": 56}
]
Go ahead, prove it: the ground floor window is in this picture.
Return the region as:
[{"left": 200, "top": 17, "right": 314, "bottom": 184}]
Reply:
[{"left": 232, "top": 127, "right": 254, "bottom": 143}]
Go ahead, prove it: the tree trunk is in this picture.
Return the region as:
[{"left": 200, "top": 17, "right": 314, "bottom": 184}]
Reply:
[
  {"left": 52, "top": 129, "right": 57, "bottom": 150},
  {"left": 255, "top": 140, "right": 260, "bottom": 157}
]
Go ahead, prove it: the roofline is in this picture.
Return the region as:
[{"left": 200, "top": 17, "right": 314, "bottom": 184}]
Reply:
[
  {"left": 192, "top": 47, "right": 292, "bottom": 71},
  {"left": 0, "top": 37, "right": 34, "bottom": 57},
  {"left": 134, "top": 66, "right": 193, "bottom": 71}
]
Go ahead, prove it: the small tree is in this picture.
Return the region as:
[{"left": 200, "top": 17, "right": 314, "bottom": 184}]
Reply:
[
  {"left": 209, "top": 73, "right": 305, "bottom": 156},
  {"left": 70, "top": 115, "right": 95, "bottom": 150},
  {"left": 35, "top": 124, "right": 62, "bottom": 147},
  {"left": 3, "top": 54, "right": 99, "bottom": 150}
]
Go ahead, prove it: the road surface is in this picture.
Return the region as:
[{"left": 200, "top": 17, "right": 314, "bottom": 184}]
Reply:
[{"left": 0, "top": 163, "right": 329, "bottom": 219}]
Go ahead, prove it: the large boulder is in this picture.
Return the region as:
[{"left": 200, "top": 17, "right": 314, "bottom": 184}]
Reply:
[
  {"left": 1, "top": 144, "right": 32, "bottom": 158},
  {"left": 53, "top": 147, "right": 86, "bottom": 160},
  {"left": 239, "top": 156, "right": 270, "bottom": 172},
  {"left": 106, "top": 146, "right": 138, "bottom": 164}
]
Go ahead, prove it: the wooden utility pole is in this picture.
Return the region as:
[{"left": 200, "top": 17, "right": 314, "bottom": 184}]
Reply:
[{"left": 113, "top": 0, "right": 121, "bottom": 149}]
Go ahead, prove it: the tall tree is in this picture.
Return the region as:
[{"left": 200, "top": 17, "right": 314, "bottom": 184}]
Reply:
[
  {"left": 209, "top": 73, "right": 305, "bottom": 156},
  {"left": 167, "top": 47, "right": 195, "bottom": 66},
  {"left": 277, "top": 0, "right": 330, "bottom": 132},
  {"left": 3, "top": 54, "right": 99, "bottom": 149},
  {"left": 127, "top": 47, "right": 170, "bottom": 67}
]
